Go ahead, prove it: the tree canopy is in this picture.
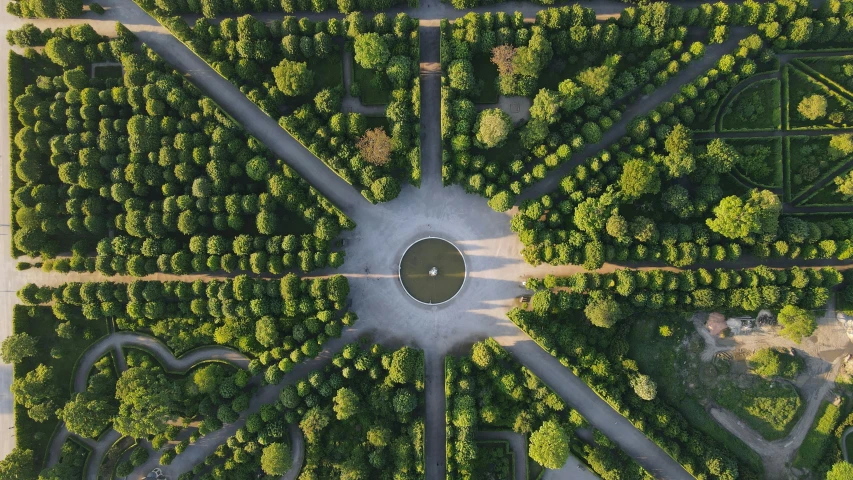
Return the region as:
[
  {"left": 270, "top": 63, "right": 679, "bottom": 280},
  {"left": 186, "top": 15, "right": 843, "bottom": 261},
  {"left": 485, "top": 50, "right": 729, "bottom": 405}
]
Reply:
[{"left": 529, "top": 420, "right": 570, "bottom": 469}]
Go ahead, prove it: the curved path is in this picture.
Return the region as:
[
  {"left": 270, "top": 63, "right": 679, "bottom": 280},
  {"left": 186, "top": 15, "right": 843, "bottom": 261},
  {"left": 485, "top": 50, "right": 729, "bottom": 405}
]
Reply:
[
  {"left": 713, "top": 70, "right": 780, "bottom": 133},
  {"left": 44, "top": 332, "right": 249, "bottom": 479},
  {"left": 842, "top": 427, "right": 853, "bottom": 462},
  {"left": 282, "top": 424, "right": 305, "bottom": 480}
]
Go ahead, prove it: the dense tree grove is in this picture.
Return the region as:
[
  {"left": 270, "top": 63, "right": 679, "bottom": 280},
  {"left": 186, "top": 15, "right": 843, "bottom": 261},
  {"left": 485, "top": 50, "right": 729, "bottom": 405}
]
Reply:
[
  {"left": 18, "top": 274, "right": 353, "bottom": 381},
  {"left": 8, "top": 24, "right": 350, "bottom": 274},
  {"left": 178, "top": 344, "right": 424, "bottom": 480},
  {"left": 525, "top": 266, "right": 839, "bottom": 326},
  {"left": 446, "top": 339, "right": 650, "bottom": 479},
  {"left": 153, "top": 12, "right": 421, "bottom": 201},
  {"left": 513, "top": 32, "right": 853, "bottom": 269},
  {"left": 441, "top": 5, "right": 709, "bottom": 207}
]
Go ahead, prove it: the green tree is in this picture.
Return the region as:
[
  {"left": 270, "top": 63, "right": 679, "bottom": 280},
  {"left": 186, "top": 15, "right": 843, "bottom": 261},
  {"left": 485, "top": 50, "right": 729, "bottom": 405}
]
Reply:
[
  {"left": 1, "top": 332, "right": 37, "bottom": 364},
  {"left": 389, "top": 346, "right": 421, "bottom": 384},
  {"left": 630, "top": 374, "right": 657, "bottom": 400},
  {"left": 370, "top": 177, "right": 401, "bottom": 203},
  {"left": 702, "top": 138, "right": 739, "bottom": 174},
  {"left": 114, "top": 365, "right": 178, "bottom": 438},
  {"left": 474, "top": 109, "right": 512, "bottom": 149},
  {"left": 529, "top": 420, "right": 570, "bottom": 469},
  {"left": 827, "top": 461, "right": 853, "bottom": 480},
  {"left": 619, "top": 159, "right": 659, "bottom": 200},
  {"left": 0, "top": 448, "right": 35, "bottom": 480},
  {"left": 261, "top": 442, "right": 292, "bottom": 475},
  {"left": 60, "top": 392, "right": 116, "bottom": 438},
  {"left": 706, "top": 189, "right": 781, "bottom": 240},
  {"left": 798, "top": 94, "right": 827, "bottom": 120},
  {"left": 333, "top": 387, "right": 360, "bottom": 420},
  {"left": 488, "top": 191, "right": 515, "bottom": 212},
  {"left": 354, "top": 33, "right": 389, "bottom": 69},
  {"left": 530, "top": 89, "right": 563, "bottom": 124},
  {"left": 777, "top": 305, "right": 816, "bottom": 343},
  {"left": 584, "top": 298, "right": 622, "bottom": 328},
  {"left": 448, "top": 60, "right": 474, "bottom": 92},
  {"left": 829, "top": 134, "right": 853, "bottom": 159},
  {"left": 11, "top": 363, "right": 57, "bottom": 422},
  {"left": 273, "top": 59, "right": 314, "bottom": 97},
  {"left": 834, "top": 171, "right": 853, "bottom": 200}
]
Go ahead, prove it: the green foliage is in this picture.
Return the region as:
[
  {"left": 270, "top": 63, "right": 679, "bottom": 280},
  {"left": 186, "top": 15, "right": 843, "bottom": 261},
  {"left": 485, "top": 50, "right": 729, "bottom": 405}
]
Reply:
[
  {"left": 706, "top": 189, "right": 781, "bottom": 240},
  {"left": 793, "top": 400, "right": 842, "bottom": 469},
  {"left": 354, "top": 33, "right": 390, "bottom": 70},
  {"left": 777, "top": 305, "right": 817, "bottom": 343},
  {"left": 273, "top": 58, "right": 314, "bottom": 96},
  {"left": 827, "top": 461, "right": 853, "bottom": 480},
  {"left": 748, "top": 348, "right": 803, "bottom": 379},
  {"left": 1, "top": 333, "right": 37, "bottom": 364},
  {"left": 474, "top": 109, "right": 512, "bottom": 149},
  {"left": 529, "top": 420, "right": 570, "bottom": 469},
  {"left": 261, "top": 442, "right": 292, "bottom": 475},
  {"left": 714, "top": 378, "right": 803, "bottom": 440},
  {"left": 798, "top": 94, "right": 828, "bottom": 120}
]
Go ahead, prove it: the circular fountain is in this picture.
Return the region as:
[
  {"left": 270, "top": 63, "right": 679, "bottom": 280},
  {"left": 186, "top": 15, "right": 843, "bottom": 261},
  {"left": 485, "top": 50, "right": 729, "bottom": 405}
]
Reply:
[{"left": 399, "top": 238, "right": 466, "bottom": 305}]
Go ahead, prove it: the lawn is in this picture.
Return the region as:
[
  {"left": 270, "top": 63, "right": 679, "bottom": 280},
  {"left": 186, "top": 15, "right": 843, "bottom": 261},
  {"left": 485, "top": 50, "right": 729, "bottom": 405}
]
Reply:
[
  {"left": 793, "top": 400, "right": 843, "bottom": 469},
  {"left": 353, "top": 63, "right": 390, "bottom": 105},
  {"left": 720, "top": 78, "right": 781, "bottom": 131},
  {"left": 471, "top": 54, "right": 498, "bottom": 104},
  {"left": 713, "top": 378, "right": 803, "bottom": 441},
  {"left": 13, "top": 305, "right": 110, "bottom": 469},
  {"left": 310, "top": 54, "right": 343, "bottom": 92},
  {"left": 786, "top": 65, "right": 853, "bottom": 130},
  {"left": 364, "top": 115, "right": 390, "bottom": 131}
]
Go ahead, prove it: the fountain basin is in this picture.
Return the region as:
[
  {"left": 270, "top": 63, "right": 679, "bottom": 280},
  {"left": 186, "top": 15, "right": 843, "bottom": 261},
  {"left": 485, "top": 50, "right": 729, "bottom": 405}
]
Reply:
[{"left": 399, "top": 238, "right": 466, "bottom": 305}]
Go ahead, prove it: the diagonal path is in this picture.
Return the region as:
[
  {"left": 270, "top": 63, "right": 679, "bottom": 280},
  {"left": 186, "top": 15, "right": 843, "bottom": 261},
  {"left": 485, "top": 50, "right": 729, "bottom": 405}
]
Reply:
[
  {"left": 520, "top": 29, "right": 753, "bottom": 202},
  {"left": 498, "top": 337, "right": 695, "bottom": 480}
]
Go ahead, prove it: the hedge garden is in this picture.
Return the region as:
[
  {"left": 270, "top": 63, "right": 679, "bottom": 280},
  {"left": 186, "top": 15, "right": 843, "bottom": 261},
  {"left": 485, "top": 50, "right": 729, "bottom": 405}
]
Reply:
[{"left": 8, "top": 23, "right": 351, "bottom": 276}]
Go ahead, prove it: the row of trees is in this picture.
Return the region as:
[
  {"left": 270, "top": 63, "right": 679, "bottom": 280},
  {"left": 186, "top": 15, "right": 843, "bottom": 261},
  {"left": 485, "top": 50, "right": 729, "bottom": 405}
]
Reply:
[
  {"left": 157, "top": 12, "right": 421, "bottom": 201},
  {"left": 524, "top": 266, "right": 833, "bottom": 338},
  {"left": 446, "top": 338, "right": 649, "bottom": 479},
  {"left": 440, "top": 8, "right": 706, "bottom": 208},
  {"left": 136, "top": 0, "right": 412, "bottom": 19},
  {"left": 9, "top": 23, "right": 351, "bottom": 274},
  {"left": 179, "top": 344, "right": 425, "bottom": 479},
  {"left": 17, "top": 274, "right": 353, "bottom": 385}
]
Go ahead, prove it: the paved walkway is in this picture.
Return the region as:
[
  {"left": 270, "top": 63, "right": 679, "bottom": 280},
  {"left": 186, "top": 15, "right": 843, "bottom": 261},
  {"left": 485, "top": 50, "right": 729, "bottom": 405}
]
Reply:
[{"left": 2, "top": 1, "right": 852, "bottom": 480}]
